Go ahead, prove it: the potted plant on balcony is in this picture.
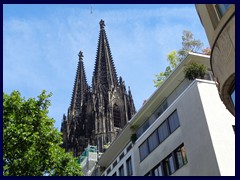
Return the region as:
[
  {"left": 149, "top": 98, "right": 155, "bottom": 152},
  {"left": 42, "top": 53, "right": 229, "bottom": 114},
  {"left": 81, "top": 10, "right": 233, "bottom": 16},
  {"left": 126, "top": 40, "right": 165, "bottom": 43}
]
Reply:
[
  {"left": 184, "top": 62, "right": 207, "bottom": 80},
  {"left": 130, "top": 125, "right": 138, "bottom": 143}
]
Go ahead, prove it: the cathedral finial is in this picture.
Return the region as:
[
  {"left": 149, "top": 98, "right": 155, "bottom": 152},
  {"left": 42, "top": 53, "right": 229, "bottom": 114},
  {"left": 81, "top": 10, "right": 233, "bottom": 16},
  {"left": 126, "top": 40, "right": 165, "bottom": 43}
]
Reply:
[
  {"left": 78, "top": 51, "right": 84, "bottom": 61},
  {"left": 100, "top": 19, "right": 105, "bottom": 29}
]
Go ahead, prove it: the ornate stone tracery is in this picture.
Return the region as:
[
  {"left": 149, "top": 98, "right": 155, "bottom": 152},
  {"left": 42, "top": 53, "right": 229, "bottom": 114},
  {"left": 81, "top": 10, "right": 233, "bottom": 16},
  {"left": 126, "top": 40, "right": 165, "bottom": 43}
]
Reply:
[{"left": 61, "top": 20, "right": 136, "bottom": 156}]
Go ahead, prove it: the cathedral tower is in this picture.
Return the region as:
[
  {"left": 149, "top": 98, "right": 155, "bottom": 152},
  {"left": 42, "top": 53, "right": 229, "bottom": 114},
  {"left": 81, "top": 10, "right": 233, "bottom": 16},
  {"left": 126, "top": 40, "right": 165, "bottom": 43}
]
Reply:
[{"left": 61, "top": 19, "right": 136, "bottom": 156}]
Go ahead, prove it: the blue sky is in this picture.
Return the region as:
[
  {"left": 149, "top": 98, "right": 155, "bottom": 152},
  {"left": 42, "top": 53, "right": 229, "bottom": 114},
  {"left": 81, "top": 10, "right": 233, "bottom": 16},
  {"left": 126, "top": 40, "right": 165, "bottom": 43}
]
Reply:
[{"left": 3, "top": 4, "right": 209, "bottom": 131}]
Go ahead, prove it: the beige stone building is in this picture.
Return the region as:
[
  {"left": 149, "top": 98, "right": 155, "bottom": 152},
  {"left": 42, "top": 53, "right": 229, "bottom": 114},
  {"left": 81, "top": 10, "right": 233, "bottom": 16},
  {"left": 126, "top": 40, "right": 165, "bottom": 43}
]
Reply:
[{"left": 195, "top": 4, "right": 235, "bottom": 116}]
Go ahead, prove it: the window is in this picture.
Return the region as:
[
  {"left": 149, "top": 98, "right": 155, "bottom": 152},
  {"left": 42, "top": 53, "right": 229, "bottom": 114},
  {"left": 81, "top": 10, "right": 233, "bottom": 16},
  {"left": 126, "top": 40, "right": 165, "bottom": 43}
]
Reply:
[
  {"left": 163, "top": 154, "right": 176, "bottom": 175},
  {"left": 139, "top": 140, "right": 149, "bottom": 161},
  {"left": 163, "top": 157, "right": 170, "bottom": 176},
  {"left": 138, "top": 109, "right": 180, "bottom": 161},
  {"left": 119, "top": 152, "right": 124, "bottom": 161},
  {"left": 106, "top": 168, "right": 111, "bottom": 175},
  {"left": 168, "top": 110, "right": 180, "bottom": 133},
  {"left": 126, "top": 144, "right": 132, "bottom": 152},
  {"left": 126, "top": 157, "right": 133, "bottom": 176},
  {"left": 119, "top": 165, "right": 124, "bottom": 176},
  {"left": 168, "top": 155, "right": 176, "bottom": 174},
  {"left": 164, "top": 144, "right": 188, "bottom": 175},
  {"left": 175, "top": 148, "right": 184, "bottom": 168},
  {"left": 215, "top": 4, "right": 231, "bottom": 18},
  {"left": 136, "top": 100, "right": 168, "bottom": 138},
  {"left": 136, "top": 120, "right": 149, "bottom": 138},
  {"left": 155, "top": 99, "right": 168, "bottom": 117},
  {"left": 231, "top": 89, "right": 235, "bottom": 107},
  {"left": 153, "top": 163, "right": 163, "bottom": 176},
  {"left": 113, "top": 104, "right": 121, "bottom": 127},
  {"left": 158, "top": 121, "right": 170, "bottom": 143},
  {"left": 148, "top": 130, "right": 160, "bottom": 152},
  {"left": 144, "top": 143, "right": 188, "bottom": 176},
  {"left": 174, "top": 145, "right": 188, "bottom": 169},
  {"left": 113, "top": 160, "right": 118, "bottom": 168}
]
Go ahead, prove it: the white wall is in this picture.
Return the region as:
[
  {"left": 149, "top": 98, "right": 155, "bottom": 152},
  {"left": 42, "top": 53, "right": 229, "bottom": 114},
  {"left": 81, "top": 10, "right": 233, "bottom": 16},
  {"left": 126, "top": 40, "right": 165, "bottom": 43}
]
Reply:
[
  {"left": 197, "top": 81, "right": 235, "bottom": 175},
  {"left": 131, "top": 80, "right": 235, "bottom": 176}
]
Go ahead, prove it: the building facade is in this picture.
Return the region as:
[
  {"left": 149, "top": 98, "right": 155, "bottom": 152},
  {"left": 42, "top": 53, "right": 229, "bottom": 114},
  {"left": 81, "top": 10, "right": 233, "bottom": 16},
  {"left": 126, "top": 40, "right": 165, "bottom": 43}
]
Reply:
[
  {"left": 61, "top": 20, "right": 136, "bottom": 157},
  {"left": 97, "top": 52, "right": 235, "bottom": 176},
  {"left": 195, "top": 4, "right": 235, "bottom": 116}
]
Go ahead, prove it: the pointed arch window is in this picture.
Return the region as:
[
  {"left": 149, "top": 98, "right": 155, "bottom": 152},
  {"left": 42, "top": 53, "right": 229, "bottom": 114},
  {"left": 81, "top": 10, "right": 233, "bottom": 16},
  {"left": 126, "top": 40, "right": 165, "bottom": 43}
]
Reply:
[{"left": 113, "top": 104, "right": 121, "bottom": 128}]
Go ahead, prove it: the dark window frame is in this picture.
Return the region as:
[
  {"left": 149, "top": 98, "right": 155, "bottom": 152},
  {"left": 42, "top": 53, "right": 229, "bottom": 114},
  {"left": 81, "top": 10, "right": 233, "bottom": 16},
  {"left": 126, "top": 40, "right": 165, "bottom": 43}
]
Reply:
[
  {"left": 126, "top": 157, "right": 133, "bottom": 176},
  {"left": 119, "top": 152, "right": 125, "bottom": 161},
  {"left": 119, "top": 165, "right": 124, "bottom": 176},
  {"left": 143, "top": 143, "right": 188, "bottom": 176},
  {"left": 106, "top": 168, "right": 111, "bottom": 175},
  {"left": 112, "top": 160, "right": 118, "bottom": 168},
  {"left": 139, "top": 110, "right": 180, "bottom": 161},
  {"left": 126, "top": 144, "right": 132, "bottom": 152},
  {"left": 152, "top": 162, "right": 164, "bottom": 176},
  {"left": 158, "top": 120, "right": 170, "bottom": 143},
  {"left": 147, "top": 130, "right": 160, "bottom": 152},
  {"left": 139, "top": 140, "right": 150, "bottom": 161},
  {"left": 168, "top": 110, "right": 180, "bottom": 133}
]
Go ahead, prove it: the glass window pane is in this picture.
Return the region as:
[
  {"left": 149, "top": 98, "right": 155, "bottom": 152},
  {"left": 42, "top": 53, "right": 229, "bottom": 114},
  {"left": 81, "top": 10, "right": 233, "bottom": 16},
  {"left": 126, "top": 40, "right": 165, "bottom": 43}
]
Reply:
[
  {"left": 139, "top": 140, "right": 149, "bottom": 161},
  {"left": 126, "top": 144, "right": 132, "bottom": 152},
  {"left": 136, "top": 120, "right": 149, "bottom": 138},
  {"left": 119, "top": 165, "right": 124, "bottom": 176},
  {"left": 175, "top": 148, "right": 184, "bottom": 168},
  {"left": 153, "top": 163, "right": 163, "bottom": 176},
  {"left": 169, "top": 155, "right": 176, "bottom": 174},
  {"left": 168, "top": 111, "right": 180, "bottom": 133},
  {"left": 113, "top": 160, "right": 117, "bottom": 168},
  {"left": 231, "top": 90, "right": 235, "bottom": 107},
  {"left": 106, "top": 168, "right": 111, "bottom": 174},
  {"left": 216, "top": 4, "right": 231, "bottom": 17},
  {"left": 181, "top": 146, "right": 188, "bottom": 165},
  {"left": 126, "top": 157, "right": 133, "bottom": 176},
  {"left": 119, "top": 152, "right": 124, "bottom": 160},
  {"left": 163, "top": 158, "right": 170, "bottom": 176},
  {"left": 148, "top": 130, "right": 160, "bottom": 152},
  {"left": 158, "top": 121, "right": 170, "bottom": 143}
]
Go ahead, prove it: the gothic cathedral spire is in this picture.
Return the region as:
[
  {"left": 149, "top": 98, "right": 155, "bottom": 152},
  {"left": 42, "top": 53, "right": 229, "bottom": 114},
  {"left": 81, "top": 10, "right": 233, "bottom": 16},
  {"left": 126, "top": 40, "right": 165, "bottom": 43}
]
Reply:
[
  {"left": 92, "top": 19, "right": 118, "bottom": 92},
  {"left": 61, "top": 20, "right": 136, "bottom": 156},
  {"left": 70, "top": 51, "right": 88, "bottom": 114},
  {"left": 61, "top": 51, "right": 91, "bottom": 156}
]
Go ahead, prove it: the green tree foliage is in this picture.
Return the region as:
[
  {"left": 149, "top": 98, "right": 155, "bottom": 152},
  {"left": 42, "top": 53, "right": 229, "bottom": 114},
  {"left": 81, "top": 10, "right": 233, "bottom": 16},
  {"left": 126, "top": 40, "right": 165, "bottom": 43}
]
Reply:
[
  {"left": 153, "top": 50, "right": 178, "bottom": 87},
  {"left": 184, "top": 62, "right": 207, "bottom": 80},
  {"left": 3, "top": 90, "right": 83, "bottom": 176},
  {"left": 154, "top": 30, "right": 204, "bottom": 87},
  {"left": 178, "top": 30, "right": 203, "bottom": 60}
]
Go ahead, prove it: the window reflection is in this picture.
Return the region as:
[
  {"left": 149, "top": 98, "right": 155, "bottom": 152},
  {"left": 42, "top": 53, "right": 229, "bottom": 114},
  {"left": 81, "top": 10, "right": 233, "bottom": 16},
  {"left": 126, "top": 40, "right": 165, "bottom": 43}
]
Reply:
[
  {"left": 231, "top": 90, "right": 235, "bottom": 107},
  {"left": 215, "top": 4, "right": 231, "bottom": 18},
  {"left": 145, "top": 144, "right": 188, "bottom": 176}
]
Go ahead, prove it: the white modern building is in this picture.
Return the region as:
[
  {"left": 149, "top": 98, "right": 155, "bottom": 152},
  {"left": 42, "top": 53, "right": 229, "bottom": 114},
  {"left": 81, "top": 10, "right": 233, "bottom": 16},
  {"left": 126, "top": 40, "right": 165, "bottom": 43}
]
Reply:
[{"left": 96, "top": 52, "right": 235, "bottom": 176}]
